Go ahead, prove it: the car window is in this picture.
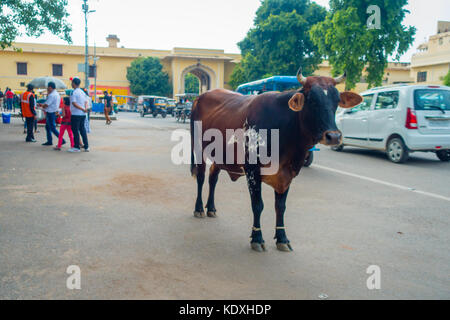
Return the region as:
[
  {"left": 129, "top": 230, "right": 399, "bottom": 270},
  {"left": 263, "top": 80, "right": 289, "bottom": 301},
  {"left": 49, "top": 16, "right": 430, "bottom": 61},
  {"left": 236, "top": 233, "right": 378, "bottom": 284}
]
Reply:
[
  {"left": 352, "top": 94, "right": 374, "bottom": 112},
  {"left": 375, "top": 91, "right": 399, "bottom": 110},
  {"left": 414, "top": 89, "right": 450, "bottom": 111}
]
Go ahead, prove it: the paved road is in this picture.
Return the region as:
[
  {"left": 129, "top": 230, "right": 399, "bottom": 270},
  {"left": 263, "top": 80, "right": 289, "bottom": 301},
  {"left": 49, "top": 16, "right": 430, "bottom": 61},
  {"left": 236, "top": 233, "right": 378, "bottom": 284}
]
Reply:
[{"left": 0, "top": 113, "right": 449, "bottom": 299}]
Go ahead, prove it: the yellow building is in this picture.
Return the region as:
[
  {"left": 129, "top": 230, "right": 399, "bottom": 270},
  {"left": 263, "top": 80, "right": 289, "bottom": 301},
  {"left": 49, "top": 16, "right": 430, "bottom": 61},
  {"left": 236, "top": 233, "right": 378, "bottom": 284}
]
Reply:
[
  {"left": 2, "top": 32, "right": 433, "bottom": 99},
  {"left": 0, "top": 35, "right": 240, "bottom": 99},
  {"left": 314, "top": 60, "right": 413, "bottom": 92},
  {"left": 411, "top": 21, "right": 450, "bottom": 85}
]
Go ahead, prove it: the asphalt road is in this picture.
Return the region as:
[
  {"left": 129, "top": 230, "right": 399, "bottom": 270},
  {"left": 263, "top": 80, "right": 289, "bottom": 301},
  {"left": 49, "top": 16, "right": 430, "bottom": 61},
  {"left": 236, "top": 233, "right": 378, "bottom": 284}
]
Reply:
[{"left": 0, "top": 113, "right": 449, "bottom": 299}]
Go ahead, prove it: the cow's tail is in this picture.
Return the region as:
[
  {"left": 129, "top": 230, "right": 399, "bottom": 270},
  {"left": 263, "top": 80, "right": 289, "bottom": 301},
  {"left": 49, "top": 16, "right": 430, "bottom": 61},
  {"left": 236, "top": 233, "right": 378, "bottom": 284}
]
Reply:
[{"left": 190, "top": 98, "right": 199, "bottom": 178}]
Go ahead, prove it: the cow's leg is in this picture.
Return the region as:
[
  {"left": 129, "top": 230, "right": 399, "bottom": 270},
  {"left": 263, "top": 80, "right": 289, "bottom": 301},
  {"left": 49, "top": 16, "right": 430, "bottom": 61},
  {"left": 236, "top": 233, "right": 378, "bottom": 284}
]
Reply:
[
  {"left": 206, "top": 164, "right": 220, "bottom": 218},
  {"left": 194, "top": 163, "right": 206, "bottom": 218},
  {"left": 246, "top": 165, "right": 265, "bottom": 252},
  {"left": 274, "top": 189, "right": 293, "bottom": 252}
]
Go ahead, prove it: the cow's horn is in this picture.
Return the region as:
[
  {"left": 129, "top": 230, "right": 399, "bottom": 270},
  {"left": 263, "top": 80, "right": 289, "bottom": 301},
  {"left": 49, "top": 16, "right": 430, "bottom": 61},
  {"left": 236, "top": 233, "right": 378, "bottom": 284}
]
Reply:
[
  {"left": 296, "top": 68, "right": 307, "bottom": 86},
  {"left": 334, "top": 72, "right": 347, "bottom": 84}
]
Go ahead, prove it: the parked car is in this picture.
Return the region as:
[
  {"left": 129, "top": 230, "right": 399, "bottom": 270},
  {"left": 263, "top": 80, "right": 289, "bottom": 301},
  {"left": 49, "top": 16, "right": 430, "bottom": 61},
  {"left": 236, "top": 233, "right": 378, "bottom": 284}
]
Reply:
[{"left": 333, "top": 84, "right": 450, "bottom": 163}]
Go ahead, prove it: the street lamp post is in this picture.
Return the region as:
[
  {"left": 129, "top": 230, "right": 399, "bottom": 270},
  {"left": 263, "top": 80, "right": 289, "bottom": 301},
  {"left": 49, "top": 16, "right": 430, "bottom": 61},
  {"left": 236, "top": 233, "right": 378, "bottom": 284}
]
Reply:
[
  {"left": 82, "top": 0, "right": 95, "bottom": 91},
  {"left": 82, "top": 0, "right": 89, "bottom": 90}
]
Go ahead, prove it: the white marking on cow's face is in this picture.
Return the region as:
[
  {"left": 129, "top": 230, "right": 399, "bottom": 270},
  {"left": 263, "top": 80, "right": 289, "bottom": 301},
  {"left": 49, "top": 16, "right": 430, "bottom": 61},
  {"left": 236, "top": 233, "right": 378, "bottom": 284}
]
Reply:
[{"left": 323, "top": 89, "right": 328, "bottom": 96}]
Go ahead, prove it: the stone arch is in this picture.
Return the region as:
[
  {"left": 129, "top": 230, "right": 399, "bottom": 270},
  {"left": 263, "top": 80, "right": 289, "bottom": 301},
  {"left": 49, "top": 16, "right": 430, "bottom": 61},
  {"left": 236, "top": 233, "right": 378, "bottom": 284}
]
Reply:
[{"left": 179, "top": 64, "right": 216, "bottom": 95}]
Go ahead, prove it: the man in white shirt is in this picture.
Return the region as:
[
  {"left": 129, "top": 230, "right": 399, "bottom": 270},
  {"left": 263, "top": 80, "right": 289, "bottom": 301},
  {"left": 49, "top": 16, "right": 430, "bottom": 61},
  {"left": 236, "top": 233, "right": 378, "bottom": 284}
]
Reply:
[
  {"left": 68, "top": 77, "right": 89, "bottom": 153},
  {"left": 39, "top": 82, "right": 63, "bottom": 146}
]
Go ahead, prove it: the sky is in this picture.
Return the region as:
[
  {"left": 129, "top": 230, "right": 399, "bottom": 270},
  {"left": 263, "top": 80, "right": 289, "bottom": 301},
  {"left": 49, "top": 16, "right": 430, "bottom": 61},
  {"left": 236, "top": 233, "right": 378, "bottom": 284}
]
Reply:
[{"left": 16, "top": 0, "right": 450, "bottom": 62}]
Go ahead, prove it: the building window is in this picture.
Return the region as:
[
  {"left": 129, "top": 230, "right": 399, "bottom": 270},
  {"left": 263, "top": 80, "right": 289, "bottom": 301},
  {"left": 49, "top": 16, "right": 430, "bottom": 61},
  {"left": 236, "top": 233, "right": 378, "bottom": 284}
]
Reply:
[
  {"left": 17, "top": 62, "right": 27, "bottom": 75},
  {"left": 417, "top": 71, "right": 427, "bottom": 82},
  {"left": 52, "top": 64, "right": 63, "bottom": 76}
]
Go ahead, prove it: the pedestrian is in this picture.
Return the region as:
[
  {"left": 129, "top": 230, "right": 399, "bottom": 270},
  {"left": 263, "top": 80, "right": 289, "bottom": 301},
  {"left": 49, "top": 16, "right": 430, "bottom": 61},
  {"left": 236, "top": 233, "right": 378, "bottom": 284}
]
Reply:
[
  {"left": 5, "top": 88, "right": 14, "bottom": 111},
  {"left": 54, "top": 97, "right": 74, "bottom": 151},
  {"left": 82, "top": 88, "right": 92, "bottom": 134},
  {"left": 68, "top": 77, "right": 89, "bottom": 153},
  {"left": 38, "top": 82, "right": 65, "bottom": 147},
  {"left": 21, "top": 84, "right": 37, "bottom": 143},
  {"left": 0, "top": 88, "right": 4, "bottom": 111},
  {"left": 103, "top": 90, "right": 112, "bottom": 125},
  {"left": 14, "top": 94, "right": 20, "bottom": 113}
]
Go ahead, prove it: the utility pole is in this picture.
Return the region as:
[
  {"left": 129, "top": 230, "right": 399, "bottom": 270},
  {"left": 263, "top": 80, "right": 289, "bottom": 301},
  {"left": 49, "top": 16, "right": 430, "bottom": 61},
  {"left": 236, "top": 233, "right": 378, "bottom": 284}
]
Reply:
[
  {"left": 82, "top": 0, "right": 89, "bottom": 90},
  {"left": 93, "top": 43, "right": 100, "bottom": 102},
  {"left": 82, "top": 0, "right": 96, "bottom": 90}
]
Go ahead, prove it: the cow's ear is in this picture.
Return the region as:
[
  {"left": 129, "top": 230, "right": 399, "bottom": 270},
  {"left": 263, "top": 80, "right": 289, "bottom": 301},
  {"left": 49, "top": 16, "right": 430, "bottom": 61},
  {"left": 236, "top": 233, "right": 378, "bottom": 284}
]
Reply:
[
  {"left": 339, "top": 92, "right": 363, "bottom": 109},
  {"left": 289, "top": 93, "right": 305, "bottom": 112}
]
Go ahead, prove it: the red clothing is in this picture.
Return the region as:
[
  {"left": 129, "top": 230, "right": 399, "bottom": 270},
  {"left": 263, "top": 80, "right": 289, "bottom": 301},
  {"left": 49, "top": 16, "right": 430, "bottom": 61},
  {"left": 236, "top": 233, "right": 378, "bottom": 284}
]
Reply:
[
  {"left": 6, "top": 90, "right": 14, "bottom": 99},
  {"left": 62, "top": 105, "right": 72, "bottom": 123}
]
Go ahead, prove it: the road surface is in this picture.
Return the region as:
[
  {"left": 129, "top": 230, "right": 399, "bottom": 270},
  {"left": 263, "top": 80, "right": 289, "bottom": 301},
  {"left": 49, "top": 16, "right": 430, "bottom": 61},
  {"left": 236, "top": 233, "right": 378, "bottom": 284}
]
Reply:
[{"left": 0, "top": 113, "right": 449, "bottom": 299}]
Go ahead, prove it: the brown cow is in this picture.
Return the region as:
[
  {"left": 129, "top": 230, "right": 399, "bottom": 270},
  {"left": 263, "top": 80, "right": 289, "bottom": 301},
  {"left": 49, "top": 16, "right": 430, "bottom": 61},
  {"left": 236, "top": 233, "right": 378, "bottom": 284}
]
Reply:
[{"left": 190, "top": 69, "right": 362, "bottom": 252}]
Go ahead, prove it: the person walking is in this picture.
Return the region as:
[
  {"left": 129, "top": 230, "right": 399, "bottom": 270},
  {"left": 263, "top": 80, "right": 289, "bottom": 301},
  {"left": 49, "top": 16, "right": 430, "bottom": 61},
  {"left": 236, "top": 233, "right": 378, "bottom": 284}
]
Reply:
[
  {"left": 0, "top": 88, "right": 4, "bottom": 111},
  {"left": 68, "top": 77, "right": 89, "bottom": 153},
  {"left": 5, "top": 88, "right": 14, "bottom": 111},
  {"left": 54, "top": 97, "right": 74, "bottom": 151},
  {"left": 38, "top": 82, "right": 65, "bottom": 147},
  {"left": 21, "top": 84, "right": 37, "bottom": 143},
  {"left": 103, "top": 91, "right": 112, "bottom": 125}
]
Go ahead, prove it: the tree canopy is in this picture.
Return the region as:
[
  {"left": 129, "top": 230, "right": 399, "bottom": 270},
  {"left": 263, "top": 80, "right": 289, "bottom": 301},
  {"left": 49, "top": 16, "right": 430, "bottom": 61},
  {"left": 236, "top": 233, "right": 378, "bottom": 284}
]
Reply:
[
  {"left": 229, "top": 0, "right": 326, "bottom": 89},
  {"left": 126, "top": 57, "right": 172, "bottom": 97},
  {"left": 443, "top": 70, "right": 450, "bottom": 87},
  {"left": 184, "top": 73, "right": 200, "bottom": 94},
  {"left": 310, "top": 0, "right": 416, "bottom": 89},
  {"left": 0, "top": 0, "right": 72, "bottom": 50}
]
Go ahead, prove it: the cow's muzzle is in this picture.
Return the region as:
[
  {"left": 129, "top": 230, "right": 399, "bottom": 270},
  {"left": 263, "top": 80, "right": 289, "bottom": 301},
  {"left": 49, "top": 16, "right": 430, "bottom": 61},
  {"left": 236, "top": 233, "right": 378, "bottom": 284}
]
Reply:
[{"left": 321, "top": 131, "right": 343, "bottom": 146}]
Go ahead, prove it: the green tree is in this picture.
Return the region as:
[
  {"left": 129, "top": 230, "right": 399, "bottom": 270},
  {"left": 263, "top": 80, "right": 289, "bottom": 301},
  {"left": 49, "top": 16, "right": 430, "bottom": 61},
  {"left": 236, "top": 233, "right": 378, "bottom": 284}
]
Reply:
[
  {"left": 184, "top": 73, "right": 200, "bottom": 94},
  {"left": 0, "top": 0, "right": 72, "bottom": 50},
  {"left": 126, "top": 57, "right": 172, "bottom": 97},
  {"left": 229, "top": 0, "right": 326, "bottom": 89},
  {"left": 443, "top": 69, "right": 450, "bottom": 87},
  {"left": 310, "top": 0, "right": 416, "bottom": 89}
]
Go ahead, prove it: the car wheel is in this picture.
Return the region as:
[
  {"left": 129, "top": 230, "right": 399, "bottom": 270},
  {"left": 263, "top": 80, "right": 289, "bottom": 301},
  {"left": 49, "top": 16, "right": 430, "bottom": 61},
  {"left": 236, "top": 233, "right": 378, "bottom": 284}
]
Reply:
[
  {"left": 153, "top": 113, "right": 158, "bottom": 118},
  {"left": 331, "top": 144, "right": 344, "bottom": 152},
  {"left": 304, "top": 152, "right": 314, "bottom": 167},
  {"left": 162, "top": 113, "right": 167, "bottom": 118},
  {"left": 387, "top": 137, "right": 409, "bottom": 163},
  {"left": 436, "top": 150, "right": 450, "bottom": 162}
]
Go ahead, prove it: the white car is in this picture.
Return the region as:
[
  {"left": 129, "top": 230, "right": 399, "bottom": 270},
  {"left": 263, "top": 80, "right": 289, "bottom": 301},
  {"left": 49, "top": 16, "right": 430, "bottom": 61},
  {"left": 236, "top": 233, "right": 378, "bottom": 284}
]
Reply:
[{"left": 334, "top": 84, "right": 450, "bottom": 163}]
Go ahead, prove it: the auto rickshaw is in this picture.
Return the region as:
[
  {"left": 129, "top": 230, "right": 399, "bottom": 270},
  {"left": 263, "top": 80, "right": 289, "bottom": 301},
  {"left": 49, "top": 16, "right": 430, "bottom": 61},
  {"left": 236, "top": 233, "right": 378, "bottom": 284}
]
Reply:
[
  {"left": 166, "top": 99, "right": 177, "bottom": 116},
  {"left": 139, "top": 96, "right": 168, "bottom": 118},
  {"left": 175, "top": 93, "right": 198, "bottom": 123}
]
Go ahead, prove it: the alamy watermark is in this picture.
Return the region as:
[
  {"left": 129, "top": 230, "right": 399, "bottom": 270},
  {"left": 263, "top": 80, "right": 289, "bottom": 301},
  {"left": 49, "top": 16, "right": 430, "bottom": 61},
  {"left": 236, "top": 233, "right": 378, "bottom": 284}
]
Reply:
[
  {"left": 367, "top": 5, "right": 381, "bottom": 30},
  {"left": 66, "top": 265, "right": 81, "bottom": 290},
  {"left": 171, "top": 121, "right": 280, "bottom": 175},
  {"left": 366, "top": 265, "right": 381, "bottom": 290}
]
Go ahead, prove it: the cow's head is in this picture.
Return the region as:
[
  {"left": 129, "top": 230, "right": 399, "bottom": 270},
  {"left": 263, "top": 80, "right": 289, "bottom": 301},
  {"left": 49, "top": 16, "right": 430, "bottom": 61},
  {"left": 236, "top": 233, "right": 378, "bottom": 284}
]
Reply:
[{"left": 288, "top": 68, "right": 362, "bottom": 146}]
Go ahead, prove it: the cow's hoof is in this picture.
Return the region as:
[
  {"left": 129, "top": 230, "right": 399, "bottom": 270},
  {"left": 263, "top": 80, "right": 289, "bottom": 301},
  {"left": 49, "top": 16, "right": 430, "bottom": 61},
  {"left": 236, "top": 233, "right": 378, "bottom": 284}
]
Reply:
[
  {"left": 207, "top": 211, "right": 217, "bottom": 218},
  {"left": 194, "top": 211, "right": 206, "bottom": 218},
  {"left": 251, "top": 242, "right": 266, "bottom": 252},
  {"left": 276, "top": 243, "right": 293, "bottom": 252}
]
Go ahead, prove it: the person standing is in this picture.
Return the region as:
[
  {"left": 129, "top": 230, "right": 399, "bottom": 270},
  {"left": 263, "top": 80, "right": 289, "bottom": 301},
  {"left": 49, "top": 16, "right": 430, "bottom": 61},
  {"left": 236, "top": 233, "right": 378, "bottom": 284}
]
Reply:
[
  {"left": 0, "top": 88, "right": 4, "bottom": 111},
  {"left": 68, "top": 77, "right": 89, "bottom": 153},
  {"left": 54, "top": 97, "right": 74, "bottom": 151},
  {"left": 38, "top": 82, "right": 64, "bottom": 146},
  {"left": 103, "top": 91, "right": 112, "bottom": 125},
  {"left": 5, "top": 88, "right": 14, "bottom": 111},
  {"left": 21, "top": 84, "right": 37, "bottom": 143}
]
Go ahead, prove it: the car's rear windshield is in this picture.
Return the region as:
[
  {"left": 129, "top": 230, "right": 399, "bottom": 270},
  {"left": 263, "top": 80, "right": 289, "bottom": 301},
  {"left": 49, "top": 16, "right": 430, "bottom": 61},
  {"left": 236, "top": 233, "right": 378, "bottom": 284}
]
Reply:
[{"left": 414, "top": 89, "right": 450, "bottom": 111}]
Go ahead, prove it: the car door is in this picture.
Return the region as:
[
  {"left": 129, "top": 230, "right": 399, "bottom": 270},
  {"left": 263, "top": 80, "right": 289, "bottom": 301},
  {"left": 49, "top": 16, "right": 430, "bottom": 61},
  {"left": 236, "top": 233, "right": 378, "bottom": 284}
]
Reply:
[
  {"left": 368, "top": 90, "right": 400, "bottom": 149},
  {"left": 341, "top": 94, "right": 374, "bottom": 147}
]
